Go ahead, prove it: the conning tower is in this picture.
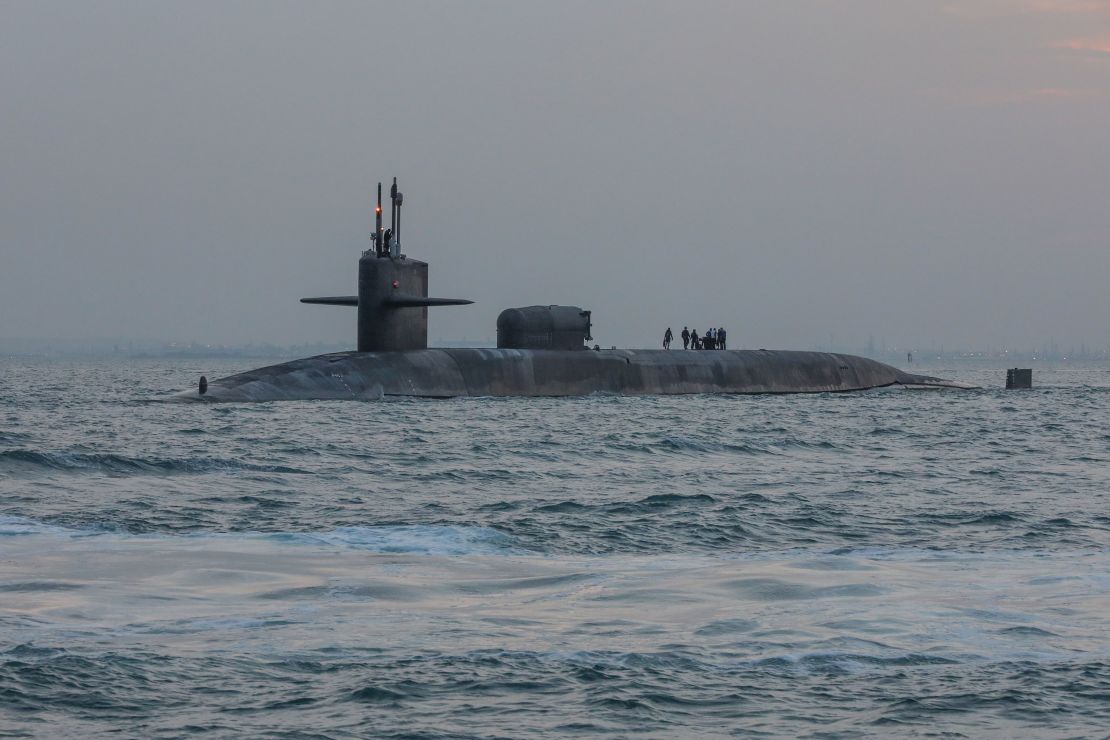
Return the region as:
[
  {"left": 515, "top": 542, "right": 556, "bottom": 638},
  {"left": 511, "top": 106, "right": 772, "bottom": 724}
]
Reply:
[{"left": 300, "top": 178, "right": 472, "bottom": 352}]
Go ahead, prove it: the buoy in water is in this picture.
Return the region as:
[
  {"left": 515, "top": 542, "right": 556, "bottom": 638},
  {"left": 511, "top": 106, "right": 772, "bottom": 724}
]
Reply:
[{"left": 1006, "top": 368, "right": 1032, "bottom": 389}]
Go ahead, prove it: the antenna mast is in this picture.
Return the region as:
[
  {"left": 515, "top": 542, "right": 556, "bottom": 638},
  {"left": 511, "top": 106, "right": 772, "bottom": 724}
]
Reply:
[
  {"left": 395, "top": 187, "right": 403, "bottom": 254},
  {"left": 374, "top": 182, "right": 383, "bottom": 256},
  {"left": 389, "top": 177, "right": 400, "bottom": 258}
]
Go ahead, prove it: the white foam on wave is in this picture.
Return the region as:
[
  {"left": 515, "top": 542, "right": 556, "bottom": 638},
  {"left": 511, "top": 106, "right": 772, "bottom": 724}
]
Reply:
[
  {"left": 0, "top": 515, "right": 519, "bottom": 556},
  {"left": 0, "top": 515, "right": 84, "bottom": 537},
  {"left": 260, "top": 524, "right": 521, "bottom": 555}
]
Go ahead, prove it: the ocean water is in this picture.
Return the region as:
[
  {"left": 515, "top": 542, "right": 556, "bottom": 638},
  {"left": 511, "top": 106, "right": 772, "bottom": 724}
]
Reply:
[{"left": 2, "top": 357, "right": 1109, "bottom": 738}]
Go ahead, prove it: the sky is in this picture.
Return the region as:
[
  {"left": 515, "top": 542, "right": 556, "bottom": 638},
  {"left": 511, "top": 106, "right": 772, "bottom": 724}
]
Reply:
[{"left": 1, "top": 1, "right": 1108, "bottom": 352}]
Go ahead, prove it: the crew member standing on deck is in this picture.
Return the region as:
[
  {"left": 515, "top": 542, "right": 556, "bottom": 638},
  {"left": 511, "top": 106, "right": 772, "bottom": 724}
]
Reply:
[
  {"left": 691, "top": 329, "right": 700, "bottom": 349},
  {"left": 664, "top": 327, "right": 673, "bottom": 350},
  {"left": 681, "top": 327, "right": 690, "bottom": 350},
  {"left": 718, "top": 327, "right": 727, "bottom": 350}
]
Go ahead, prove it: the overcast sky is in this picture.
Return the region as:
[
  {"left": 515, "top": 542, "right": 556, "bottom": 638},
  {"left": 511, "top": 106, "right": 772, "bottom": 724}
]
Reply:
[{"left": 2, "top": 1, "right": 1108, "bottom": 351}]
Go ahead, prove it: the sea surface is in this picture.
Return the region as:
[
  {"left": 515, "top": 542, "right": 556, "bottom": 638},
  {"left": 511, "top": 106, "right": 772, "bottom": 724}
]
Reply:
[{"left": 1, "top": 357, "right": 1109, "bottom": 738}]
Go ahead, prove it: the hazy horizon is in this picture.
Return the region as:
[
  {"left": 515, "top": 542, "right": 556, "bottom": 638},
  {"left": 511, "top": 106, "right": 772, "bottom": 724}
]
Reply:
[{"left": 3, "top": 1, "right": 1108, "bottom": 352}]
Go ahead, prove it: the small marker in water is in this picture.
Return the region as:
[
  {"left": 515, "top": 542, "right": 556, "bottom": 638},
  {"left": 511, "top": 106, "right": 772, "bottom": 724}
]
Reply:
[
  {"left": 199, "top": 376, "right": 208, "bottom": 395},
  {"left": 1006, "top": 368, "right": 1032, "bottom": 389}
]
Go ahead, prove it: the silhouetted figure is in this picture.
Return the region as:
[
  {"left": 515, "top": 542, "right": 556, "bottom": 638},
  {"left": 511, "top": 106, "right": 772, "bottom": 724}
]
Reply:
[
  {"left": 681, "top": 327, "right": 690, "bottom": 350},
  {"left": 691, "top": 329, "right": 700, "bottom": 349},
  {"left": 718, "top": 327, "right": 727, "bottom": 350},
  {"left": 663, "top": 327, "right": 673, "bottom": 350},
  {"left": 383, "top": 228, "right": 393, "bottom": 253},
  {"left": 199, "top": 376, "right": 208, "bottom": 395}
]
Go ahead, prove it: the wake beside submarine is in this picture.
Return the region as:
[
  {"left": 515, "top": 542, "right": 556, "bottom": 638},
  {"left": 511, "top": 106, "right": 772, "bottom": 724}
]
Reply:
[{"left": 176, "top": 178, "right": 975, "bottom": 402}]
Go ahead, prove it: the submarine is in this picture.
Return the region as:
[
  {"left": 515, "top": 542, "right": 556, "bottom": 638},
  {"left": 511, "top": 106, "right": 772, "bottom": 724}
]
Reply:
[{"left": 176, "top": 178, "right": 974, "bottom": 402}]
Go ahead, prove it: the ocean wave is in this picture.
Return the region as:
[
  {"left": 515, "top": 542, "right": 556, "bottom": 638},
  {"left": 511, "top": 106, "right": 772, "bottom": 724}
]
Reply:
[
  {"left": 3, "top": 644, "right": 1108, "bottom": 737},
  {"left": 0, "top": 515, "right": 84, "bottom": 537},
  {"left": 0, "top": 430, "right": 32, "bottom": 444},
  {"left": 536, "top": 493, "right": 717, "bottom": 516},
  {"left": 257, "top": 524, "right": 521, "bottom": 555},
  {"left": 0, "top": 515, "right": 520, "bottom": 556},
  {"left": 748, "top": 651, "right": 961, "bottom": 673},
  {"left": 603, "top": 435, "right": 822, "bottom": 457},
  {"left": 394, "top": 646, "right": 967, "bottom": 678},
  {"left": 0, "top": 449, "right": 309, "bottom": 476}
]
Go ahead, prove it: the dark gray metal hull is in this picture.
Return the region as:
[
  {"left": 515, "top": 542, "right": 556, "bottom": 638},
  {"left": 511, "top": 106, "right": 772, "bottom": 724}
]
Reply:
[{"left": 174, "top": 349, "right": 974, "bottom": 402}]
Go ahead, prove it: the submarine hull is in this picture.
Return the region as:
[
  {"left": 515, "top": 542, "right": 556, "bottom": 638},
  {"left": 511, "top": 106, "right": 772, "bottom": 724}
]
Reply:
[{"left": 175, "top": 349, "right": 974, "bottom": 402}]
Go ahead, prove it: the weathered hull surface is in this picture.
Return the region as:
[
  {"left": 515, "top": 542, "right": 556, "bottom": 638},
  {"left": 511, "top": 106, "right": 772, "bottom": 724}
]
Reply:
[{"left": 174, "top": 349, "right": 974, "bottom": 402}]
